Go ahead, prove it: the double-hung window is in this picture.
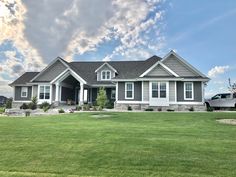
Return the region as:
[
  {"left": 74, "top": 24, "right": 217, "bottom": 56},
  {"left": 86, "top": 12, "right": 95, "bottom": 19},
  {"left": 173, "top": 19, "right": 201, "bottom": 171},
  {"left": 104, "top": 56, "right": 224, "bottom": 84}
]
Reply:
[
  {"left": 21, "top": 87, "right": 28, "bottom": 97},
  {"left": 101, "top": 70, "right": 111, "bottom": 80},
  {"left": 125, "top": 82, "right": 134, "bottom": 99},
  {"left": 184, "top": 82, "right": 193, "bottom": 100},
  {"left": 151, "top": 82, "right": 166, "bottom": 98},
  {"left": 39, "top": 86, "right": 50, "bottom": 100}
]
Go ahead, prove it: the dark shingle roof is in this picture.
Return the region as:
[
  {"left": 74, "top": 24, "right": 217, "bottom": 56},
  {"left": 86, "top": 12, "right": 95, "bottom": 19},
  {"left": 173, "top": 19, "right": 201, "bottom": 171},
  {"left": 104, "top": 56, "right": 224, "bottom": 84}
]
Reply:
[
  {"left": 10, "top": 72, "right": 39, "bottom": 86},
  {"left": 69, "top": 55, "right": 161, "bottom": 85}
]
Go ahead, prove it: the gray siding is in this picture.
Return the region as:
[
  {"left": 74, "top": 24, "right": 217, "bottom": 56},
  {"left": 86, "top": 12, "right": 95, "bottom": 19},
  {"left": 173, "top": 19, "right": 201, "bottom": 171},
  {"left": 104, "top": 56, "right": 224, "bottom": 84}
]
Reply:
[
  {"left": 163, "top": 54, "right": 198, "bottom": 77},
  {"left": 143, "top": 81, "right": 149, "bottom": 101},
  {"left": 14, "top": 86, "right": 32, "bottom": 101},
  {"left": 147, "top": 65, "right": 172, "bottom": 76},
  {"left": 118, "top": 82, "right": 142, "bottom": 101},
  {"left": 169, "top": 81, "right": 175, "bottom": 102},
  {"left": 34, "top": 60, "right": 67, "bottom": 82},
  {"left": 97, "top": 65, "right": 115, "bottom": 81},
  {"left": 177, "top": 81, "right": 202, "bottom": 102},
  {"left": 52, "top": 85, "right": 56, "bottom": 101},
  {"left": 32, "top": 85, "right": 38, "bottom": 97}
]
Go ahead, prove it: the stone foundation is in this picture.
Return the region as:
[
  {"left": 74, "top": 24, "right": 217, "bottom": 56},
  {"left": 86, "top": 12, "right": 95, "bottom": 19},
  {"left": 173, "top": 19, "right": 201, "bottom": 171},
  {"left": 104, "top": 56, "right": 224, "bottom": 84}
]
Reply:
[
  {"left": 115, "top": 102, "right": 206, "bottom": 111},
  {"left": 12, "top": 102, "right": 27, "bottom": 108}
]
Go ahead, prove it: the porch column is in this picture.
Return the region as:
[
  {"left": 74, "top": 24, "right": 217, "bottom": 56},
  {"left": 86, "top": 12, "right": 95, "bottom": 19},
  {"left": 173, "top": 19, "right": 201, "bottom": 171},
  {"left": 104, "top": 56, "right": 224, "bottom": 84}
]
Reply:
[
  {"left": 55, "top": 82, "right": 60, "bottom": 106},
  {"left": 79, "top": 83, "right": 84, "bottom": 106}
]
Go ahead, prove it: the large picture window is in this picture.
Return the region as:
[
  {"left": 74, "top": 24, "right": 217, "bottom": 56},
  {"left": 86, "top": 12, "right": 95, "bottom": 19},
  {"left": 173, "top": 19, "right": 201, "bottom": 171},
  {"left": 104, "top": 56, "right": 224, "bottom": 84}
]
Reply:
[
  {"left": 151, "top": 82, "right": 166, "bottom": 98},
  {"left": 125, "top": 82, "right": 134, "bottom": 99},
  {"left": 184, "top": 82, "right": 193, "bottom": 100},
  {"left": 39, "top": 85, "right": 50, "bottom": 100},
  {"left": 101, "top": 70, "right": 111, "bottom": 80}
]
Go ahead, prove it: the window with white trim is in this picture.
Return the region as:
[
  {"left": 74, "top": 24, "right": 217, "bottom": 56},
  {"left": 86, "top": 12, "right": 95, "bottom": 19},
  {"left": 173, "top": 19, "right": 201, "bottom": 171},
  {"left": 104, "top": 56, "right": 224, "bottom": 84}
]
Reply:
[
  {"left": 125, "top": 82, "right": 134, "bottom": 99},
  {"left": 151, "top": 82, "right": 166, "bottom": 98},
  {"left": 152, "top": 82, "right": 158, "bottom": 98},
  {"left": 21, "top": 87, "right": 28, "bottom": 97},
  {"left": 39, "top": 85, "right": 50, "bottom": 100},
  {"left": 101, "top": 70, "right": 111, "bottom": 80},
  {"left": 184, "top": 82, "right": 193, "bottom": 100},
  {"left": 111, "top": 89, "right": 116, "bottom": 99}
]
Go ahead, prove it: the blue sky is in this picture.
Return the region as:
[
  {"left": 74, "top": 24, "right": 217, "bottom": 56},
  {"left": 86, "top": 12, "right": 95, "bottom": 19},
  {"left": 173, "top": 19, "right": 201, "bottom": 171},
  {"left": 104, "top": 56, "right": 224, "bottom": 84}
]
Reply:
[{"left": 0, "top": 0, "right": 236, "bottom": 97}]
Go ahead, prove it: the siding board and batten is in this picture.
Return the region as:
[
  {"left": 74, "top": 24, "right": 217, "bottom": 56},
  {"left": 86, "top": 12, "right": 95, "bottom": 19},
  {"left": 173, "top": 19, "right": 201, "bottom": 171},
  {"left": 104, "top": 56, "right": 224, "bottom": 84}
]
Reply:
[{"left": 118, "top": 82, "right": 142, "bottom": 101}]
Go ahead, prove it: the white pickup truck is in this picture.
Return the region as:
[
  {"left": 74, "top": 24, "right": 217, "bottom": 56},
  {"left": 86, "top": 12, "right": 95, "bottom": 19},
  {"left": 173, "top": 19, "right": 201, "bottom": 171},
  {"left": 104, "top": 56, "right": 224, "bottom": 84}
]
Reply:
[{"left": 205, "top": 93, "right": 236, "bottom": 108}]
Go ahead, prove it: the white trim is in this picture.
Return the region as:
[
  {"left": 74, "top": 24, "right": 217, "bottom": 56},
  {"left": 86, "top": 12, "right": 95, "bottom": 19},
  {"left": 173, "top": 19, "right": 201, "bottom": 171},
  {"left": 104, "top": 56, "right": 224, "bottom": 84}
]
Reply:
[
  {"left": 116, "top": 101, "right": 149, "bottom": 104},
  {"left": 162, "top": 50, "right": 207, "bottom": 78},
  {"left": 13, "top": 86, "right": 15, "bottom": 101},
  {"left": 90, "top": 84, "right": 115, "bottom": 88},
  {"left": 13, "top": 100, "right": 31, "bottom": 103},
  {"left": 21, "top": 87, "right": 28, "bottom": 98},
  {"left": 139, "top": 61, "right": 179, "bottom": 77},
  {"left": 182, "top": 78, "right": 210, "bottom": 81},
  {"left": 101, "top": 70, "right": 111, "bottom": 80},
  {"left": 125, "top": 82, "right": 134, "bottom": 99},
  {"left": 149, "top": 81, "right": 169, "bottom": 106},
  {"left": 184, "top": 82, "right": 194, "bottom": 100},
  {"left": 141, "top": 81, "right": 144, "bottom": 101},
  {"left": 202, "top": 82, "right": 205, "bottom": 103},
  {"left": 115, "top": 82, "right": 118, "bottom": 101},
  {"left": 175, "top": 81, "right": 177, "bottom": 102},
  {"left": 95, "top": 62, "right": 117, "bottom": 73},
  {"left": 38, "top": 84, "right": 52, "bottom": 104},
  {"left": 169, "top": 101, "right": 204, "bottom": 105}
]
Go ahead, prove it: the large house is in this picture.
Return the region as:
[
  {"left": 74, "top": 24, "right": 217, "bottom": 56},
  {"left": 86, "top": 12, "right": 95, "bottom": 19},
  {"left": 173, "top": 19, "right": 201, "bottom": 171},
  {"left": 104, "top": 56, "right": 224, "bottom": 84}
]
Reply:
[{"left": 10, "top": 51, "right": 210, "bottom": 111}]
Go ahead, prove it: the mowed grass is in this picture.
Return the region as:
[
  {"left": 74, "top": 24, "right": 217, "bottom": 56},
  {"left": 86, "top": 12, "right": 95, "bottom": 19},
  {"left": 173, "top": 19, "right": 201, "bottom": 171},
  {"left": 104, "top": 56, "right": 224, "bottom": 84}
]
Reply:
[{"left": 0, "top": 112, "right": 236, "bottom": 177}]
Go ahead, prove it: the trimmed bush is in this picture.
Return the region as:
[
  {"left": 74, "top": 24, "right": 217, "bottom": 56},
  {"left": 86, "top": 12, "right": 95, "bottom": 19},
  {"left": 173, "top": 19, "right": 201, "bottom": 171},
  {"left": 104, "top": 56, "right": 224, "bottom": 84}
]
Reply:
[
  {"left": 145, "top": 108, "right": 153, "bottom": 111},
  {"left": 158, "top": 107, "right": 162, "bottom": 112},
  {"left": 96, "top": 87, "right": 108, "bottom": 109},
  {"left": 167, "top": 109, "right": 175, "bottom": 112},
  {"left": 0, "top": 107, "right": 5, "bottom": 114},
  {"left": 58, "top": 109, "right": 65, "bottom": 113},
  {"left": 189, "top": 106, "right": 194, "bottom": 112},
  {"left": 127, "top": 105, "right": 132, "bottom": 111},
  {"left": 5, "top": 98, "right": 12, "bottom": 109},
  {"left": 20, "top": 103, "right": 29, "bottom": 110},
  {"left": 76, "top": 106, "right": 82, "bottom": 111},
  {"left": 39, "top": 102, "right": 50, "bottom": 109}
]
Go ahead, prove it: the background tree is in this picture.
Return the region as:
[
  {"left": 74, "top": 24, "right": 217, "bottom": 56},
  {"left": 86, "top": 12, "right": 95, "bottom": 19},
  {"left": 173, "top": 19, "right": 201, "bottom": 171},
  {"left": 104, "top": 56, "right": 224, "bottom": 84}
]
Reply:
[
  {"left": 96, "top": 87, "right": 108, "bottom": 109},
  {"left": 228, "top": 78, "right": 236, "bottom": 93}
]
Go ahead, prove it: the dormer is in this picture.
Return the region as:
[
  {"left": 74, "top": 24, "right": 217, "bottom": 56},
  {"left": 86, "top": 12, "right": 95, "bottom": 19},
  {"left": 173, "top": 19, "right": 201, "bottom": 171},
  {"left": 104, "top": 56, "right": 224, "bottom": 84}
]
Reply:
[{"left": 95, "top": 62, "right": 117, "bottom": 81}]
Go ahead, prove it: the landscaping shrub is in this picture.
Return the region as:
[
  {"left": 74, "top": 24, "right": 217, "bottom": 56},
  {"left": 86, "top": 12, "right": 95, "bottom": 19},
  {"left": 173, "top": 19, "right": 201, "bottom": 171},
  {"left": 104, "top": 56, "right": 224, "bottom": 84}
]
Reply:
[
  {"left": 206, "top": 107, "right": 214, "bottom": 112},
  {"left": 39, "top": 102, "right": 50, "bottom": 109},
  {"left": 167, "top": 109, "right": 175, "bottom": 112},
  {"left": 76, "top": 106, "right": 82, "bottom": 111},
  {"left": 0, "top": 107, "right": 5, "bottom": 114},
  {"left": 158, "top": 107, "right": 162, "bottom": 112},
  {"left": 25, "top": 111, "right": 31, "bottom": 117},
  {"left": 29, "top": 96, "right": 37, "bottom": 110},
  {"left": 20, "top": 103, "right": 29, "bottom": 110},
  {"left": 83, "top": 104, "right": 90, "bottom": 111},
  {"left": 92, "top": 106, "right": 98, "bottom": 111},
  {"left": 58, "top": 109, "right": 65, "bottom": 113},
  {"left": 189, "top": 106, "right": 194, "bottom": 112},
  {"left": 96, "top": 87, "right": 108, "bottom": 109},
  {"left": 106, "top": 102, "right": 114, "bottom": 109},
  {"left": 5, "top": 98, "right": 12, "bottom": 109},
  {"left": 127, "top": 105, "right": 132, "bottom": 111},
  {"left": 145, "top": 108, "right": 153, "bottom": 111},
  {"left": 43, "top": 106, "right": 50, "bottom": 112}
]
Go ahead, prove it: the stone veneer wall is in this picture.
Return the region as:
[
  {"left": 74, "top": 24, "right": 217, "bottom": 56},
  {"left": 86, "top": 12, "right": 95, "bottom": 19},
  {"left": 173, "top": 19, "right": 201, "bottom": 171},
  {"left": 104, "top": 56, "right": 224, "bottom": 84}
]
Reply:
[{"left": 115, "top": 102, "right": 206, "bottom": 111}]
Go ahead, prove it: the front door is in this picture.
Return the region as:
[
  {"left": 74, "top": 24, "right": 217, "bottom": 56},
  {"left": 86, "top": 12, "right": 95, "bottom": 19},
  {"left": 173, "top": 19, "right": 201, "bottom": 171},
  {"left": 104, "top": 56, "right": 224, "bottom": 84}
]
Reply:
[{"left": 149, "top": 81, "right": 169, "bottom": 106}]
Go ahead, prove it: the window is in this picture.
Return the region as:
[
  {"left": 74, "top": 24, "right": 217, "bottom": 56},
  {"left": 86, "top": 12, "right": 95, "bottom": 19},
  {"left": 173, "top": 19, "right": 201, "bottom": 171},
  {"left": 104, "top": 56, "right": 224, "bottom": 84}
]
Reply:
[
  {"left": 39, "top": 85, "right": 50, "bottom": 100},
  {"left": 184, "top": 82, "right": 193, "bottom": 100},
  {"left": 21, "top": 87, "right": 28, "bottom": 97},
  {"left": 160, "top": 82, "right": 166, "bottom": 98},
  {"left": 101, "top": 70, "right": 111, "bottom": 80},
  {"left": 151, "top": 82, "right": 167, "bottom": 98},
  {"left": 221, "top": 93, "right": 231, "bottom": 99},
  {"left": 111, "top": 89, "right": 116, "bottom": 99},
  {"left": 211, "top": 94, "right": 220, "bottom": 100},
  {"left": 125, "top": 82, "right": 134, "bottom": 99},
  {"left": 152, "top": 82, "right": 158, "bottom": 98}
]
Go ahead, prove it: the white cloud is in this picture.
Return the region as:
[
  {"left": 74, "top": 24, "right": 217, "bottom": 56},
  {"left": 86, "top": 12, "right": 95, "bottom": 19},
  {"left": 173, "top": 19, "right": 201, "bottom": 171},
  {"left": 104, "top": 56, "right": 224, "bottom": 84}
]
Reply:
[{"left": 207, "top": 65, "right": 229, "bottom": 78}]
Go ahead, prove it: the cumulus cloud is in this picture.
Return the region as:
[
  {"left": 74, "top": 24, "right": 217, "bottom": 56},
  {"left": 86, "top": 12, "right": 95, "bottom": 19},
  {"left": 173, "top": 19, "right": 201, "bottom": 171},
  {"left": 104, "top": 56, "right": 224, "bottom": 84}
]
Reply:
[{"left": 208, "top": 65, "right": 229, "bottom": 78}]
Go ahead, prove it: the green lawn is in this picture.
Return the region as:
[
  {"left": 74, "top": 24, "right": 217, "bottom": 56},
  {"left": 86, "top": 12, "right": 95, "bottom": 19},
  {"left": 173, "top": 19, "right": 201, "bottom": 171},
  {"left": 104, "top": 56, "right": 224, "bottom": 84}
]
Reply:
[{"left": 0, "top": 112, "right": 236, "bottom": 177}]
